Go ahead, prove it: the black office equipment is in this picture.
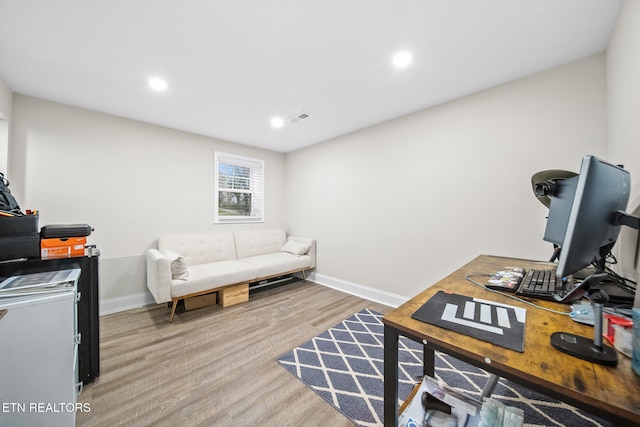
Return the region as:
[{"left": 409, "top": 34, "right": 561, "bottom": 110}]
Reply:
[
  {"left": 487, "top": 267, "right": 567, "bottom": 299},
  {"left": 0, "top": 247, "right": 100, "bottom": 383},
  {"left": 40, "top": 223, "right": 93, "bottom": 238},
  {"left": 0, "top": 172, "right": 23, "bottom": 216},
  {"left": 534, "top": 155, "right": 639, "bottom": 364},
  {"left": 487, "top": 265, "right": 635, "bottom": 305},
  {"left": 541, "top": 156, "right": 636, "bottom": 281},
  {"left": 550, "top": 288, "right": 618, "bottom": 366},
  {"left": 0, "top": 212, "right": 40, "bottom": 260}
]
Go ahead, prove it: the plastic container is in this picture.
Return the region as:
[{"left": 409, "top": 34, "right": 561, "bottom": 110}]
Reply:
[{"left": 632, "top": 308, "right": 640, "bottom": 376}]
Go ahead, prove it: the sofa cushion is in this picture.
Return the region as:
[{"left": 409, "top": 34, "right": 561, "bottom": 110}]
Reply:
[
  {"left": 159, "top": 232, "right": 237, "bottom": 266},
  {"left": 164, "top": 249, "right": 189, "bottom": 280},
  {"left": 281, "top": 239, "right": 311, "bottom": 256},
  {"left": 170, "top": 260, "right": 257, "bottom": 299},
  {"left": 240, "top": 252, "right": 312, "bottom": 278},
  {"left": 234, "top": 229, "right": 287, "bottom": 260}
]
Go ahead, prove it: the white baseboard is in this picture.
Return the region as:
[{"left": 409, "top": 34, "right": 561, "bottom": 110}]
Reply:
[
  {"left": 100, "top": 272, "right": 409, "bottom": 316},
  {"left": 306, "top": 272, "right": 408, "bottom": 308},
  {"left": 100, "top": 292, "right": 156, "bottom": 316}
]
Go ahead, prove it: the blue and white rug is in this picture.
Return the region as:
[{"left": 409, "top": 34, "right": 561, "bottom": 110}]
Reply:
[{"left": 277, "top": 309, "right": 611, "bottom": 427}]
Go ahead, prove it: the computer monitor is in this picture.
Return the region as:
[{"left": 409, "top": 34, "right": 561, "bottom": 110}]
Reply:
[
  {"left": 543, "top": 155, "right": 631, "bottom": 279},
  {"left": 539, "top": 155, "right": 639, "bottom": 365}
]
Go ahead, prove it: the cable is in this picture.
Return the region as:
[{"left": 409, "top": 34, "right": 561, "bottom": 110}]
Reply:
[
  {"left": 550, "top": 247, "right": 637, "bottom": 294},
  {"left": 592, "top": 253, "right": 637, "bottom": 295},
  {"left": 465, "top": 274, "right": 573, "bottom": 316}
]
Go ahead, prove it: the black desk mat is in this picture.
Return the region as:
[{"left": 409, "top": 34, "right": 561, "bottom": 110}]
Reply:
[{"left": 411, "top": 290, "right": 526, "bottom": 352}]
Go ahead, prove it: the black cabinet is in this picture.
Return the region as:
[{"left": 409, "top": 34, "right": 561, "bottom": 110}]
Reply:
[{"left": 0, "top": 247, "right": 100, "bottom": 384}]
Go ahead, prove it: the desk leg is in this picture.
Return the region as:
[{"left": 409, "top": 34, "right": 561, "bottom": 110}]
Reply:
[
  {"left": 423, "top": 344, "right": 435, "bottom": 377},
  {"left": 384, "top": 324, "right": 399, "bottom": 427},
  {"left": 481, "top": 374, "right": 500, "bottom": 398}
]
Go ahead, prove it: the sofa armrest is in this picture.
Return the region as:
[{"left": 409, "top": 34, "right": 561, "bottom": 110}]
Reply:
[
  {"left": 146, "top": 249, "right": 172, "bottom": 304},
  {"left": 288, "top": 236, "right": 316, "bottom": 268}
]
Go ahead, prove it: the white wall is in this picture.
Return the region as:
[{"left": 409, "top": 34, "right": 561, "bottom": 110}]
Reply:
[
  {"left": 10, "top": 96, "right": 287, "bottom": 312},
  {"left": 4, "top": 50, "right": 619, "bottom": 311},
  {"left": 0, "top": 76, "right": 11, "bottom": 174},
  {"left": 607, "top": 0, "right": 640, "bottom": 296},
  {"left": 286, "top": 54, "right": 608, "bottom": 302}
]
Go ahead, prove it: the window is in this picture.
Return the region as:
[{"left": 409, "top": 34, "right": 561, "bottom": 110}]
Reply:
[{"left": 214, "top": 152, "right": 264, "bottom": 223}]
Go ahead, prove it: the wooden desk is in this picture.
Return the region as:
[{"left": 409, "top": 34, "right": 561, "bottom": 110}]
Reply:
[{"left": 383, "top": 254, "right": 640, "bottom": 426}]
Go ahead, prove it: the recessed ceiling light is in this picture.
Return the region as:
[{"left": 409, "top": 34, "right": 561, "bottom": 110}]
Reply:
[
  {"left": 270, "top": 117, "right": 284, "bottom": 128},
  {"left": 393, "top": 51, "right": 412, "bottom": 68},
  {"left": 149, "top": 78, "right": 167, "bottom": 91}
]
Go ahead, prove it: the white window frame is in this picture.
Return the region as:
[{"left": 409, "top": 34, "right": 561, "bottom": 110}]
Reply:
[{"left": 214, "top": 152, "right": 264, "bottom": 223}]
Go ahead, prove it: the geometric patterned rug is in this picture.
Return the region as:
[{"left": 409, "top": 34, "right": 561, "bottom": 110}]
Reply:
[{"left": 277, "top": 309, "right": 612, "bottom": 427}]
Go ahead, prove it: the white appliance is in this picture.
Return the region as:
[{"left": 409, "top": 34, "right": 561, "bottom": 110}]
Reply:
[{"left": 0, "top": 270, "right": 80, "bottom": 427}]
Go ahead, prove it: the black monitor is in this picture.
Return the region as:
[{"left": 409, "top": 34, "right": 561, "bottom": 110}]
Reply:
[
  {"left": 543, "top": 155, "right": 631, "bottom": 279},
  {"left": 538, "top": 155, "right": 640, "bottom": 366}
]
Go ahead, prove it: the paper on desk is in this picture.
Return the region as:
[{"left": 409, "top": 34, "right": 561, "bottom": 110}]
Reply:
[{"left": 0, "top": 269, "right": 80, "bottom": 297}]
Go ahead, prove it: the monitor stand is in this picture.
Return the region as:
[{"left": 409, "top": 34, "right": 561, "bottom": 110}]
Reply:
[{"left": 550, "top": 288, "right": 618, "bottom": 366}]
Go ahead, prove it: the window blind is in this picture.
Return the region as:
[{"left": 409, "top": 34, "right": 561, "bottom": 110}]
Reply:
[{"left": 214, "top": 152, "right": 264, "bottom": 223}]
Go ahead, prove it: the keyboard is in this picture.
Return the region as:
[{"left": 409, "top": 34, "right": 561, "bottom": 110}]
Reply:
[
  {"left": 517, "top": 268, "right": 579, "bottom": 301},
  {"left": 487, "top": 268, "right": 577, "bottom": 302}
]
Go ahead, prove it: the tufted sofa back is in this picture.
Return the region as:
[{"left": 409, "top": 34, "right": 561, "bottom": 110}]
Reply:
[
  {"left": 233, "top": 229, "right": 287, "bottom": 260},
  {"left": 158, "top": 232, "right": 237, "bottom": 266}
]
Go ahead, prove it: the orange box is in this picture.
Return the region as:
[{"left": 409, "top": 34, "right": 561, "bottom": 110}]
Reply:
[{"left": 41, "top": 237, "right": 86, "bottom": 259}]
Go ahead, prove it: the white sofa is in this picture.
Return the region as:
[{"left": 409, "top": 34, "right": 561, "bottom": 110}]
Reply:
[{"left": 146, "top": 228, "right": 315, "bottom": 321}]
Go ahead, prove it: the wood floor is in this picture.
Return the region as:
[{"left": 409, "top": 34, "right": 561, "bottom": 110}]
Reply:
[{"left": 76, "top": 280, "right": 392, "bottom": 427}]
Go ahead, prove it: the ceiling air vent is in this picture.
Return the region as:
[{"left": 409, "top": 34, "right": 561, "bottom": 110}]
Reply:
[{"left": 288, "top": 111, "right": 311, "bottom": 124}]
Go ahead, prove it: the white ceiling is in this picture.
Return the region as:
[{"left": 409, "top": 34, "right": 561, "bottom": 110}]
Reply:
[{"left": 0, "top": 0, "right": 623, "bottom": 153}]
